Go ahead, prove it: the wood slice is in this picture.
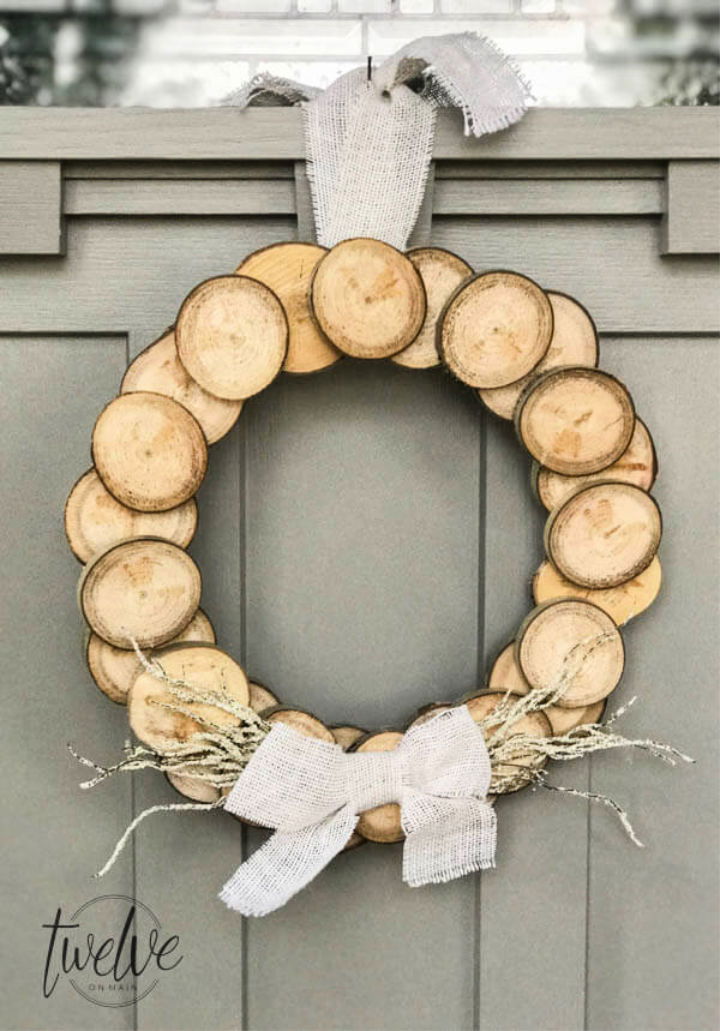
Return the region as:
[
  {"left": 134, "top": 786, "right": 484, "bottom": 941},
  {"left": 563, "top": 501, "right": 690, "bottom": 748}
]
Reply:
[
  {"left": 176, "top": 275, "right": 288, "bottom": 400},
  {"left": 79, "top": 537, "right": 201, "bottom": 649},
  {"left": 545, "top": 700, "right": 605, "bottom": 737},
  {"left": 262, "top": 706, "right": 335, "bottom": 743},
  {"left": 128, "top": 642, "right": 249, "bottom": 752},
  {"left": 354, "top": 731, "right": 404, "bottom": 843},
  {"left": 236, "top": 242, "right": 341, "bottom": 374},
  {"left": 517, "top": 600, "right": 625, "bottom": 708},
  {"left": 465, "top": 691, "right": 551, "bottom": 793},
  {"left": 65, "top": 467, "right": 197, "bottom": 564},
  {"left": 92, "top": 392, "right": 207, "bottom": 513},
  {"left": 405, "top": 702, "right": 454, "bottom": 731},
  {"left": 248, "top": 681, "right": 279, "bottom": 714},
  {"left": 86, "top": 608, "right": 215, "bottom": 704},
  {"left": 545, "top": 481, "right": 662, "bottom": 589},
  {"left": 486, "top": 640, "right": 605, "bottom": 735},
  {"left": 438, "top": 270, "right": 553, "bottom": 388},
  {"left": 479, "top": 290, "right": 599, "bottom": 419},
  {"left": 331, "top": 725, "right": 367, "bottom": 750},
  {"left": 534, "top": 417, "right": 657, "bottom": 511},
  {"left": 121, "top": 329, "right": 243, "bottom": 444},
  {"left": 166, "top": 770, "right": 222, "bottom": 804},
  {"left": 488, "top": 641, "right": 532, "bottom": 696},
  {"left": 533, "top": 555, "right": 662, "bottom": 626},
  {"left": 516, "top": 367, "right": 635, "bottom": 475},
  {"left": 391, "top": 248, "right": 472, "bottom": 369},
  {"left": 310, "top": 238, "right": 426, "bottom": 359}
]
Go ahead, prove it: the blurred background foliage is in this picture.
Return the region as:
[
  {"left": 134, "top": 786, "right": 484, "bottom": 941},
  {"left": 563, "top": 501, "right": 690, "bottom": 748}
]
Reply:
[{"left": 0, "top": 1, "right": 717, "bottom": 108}]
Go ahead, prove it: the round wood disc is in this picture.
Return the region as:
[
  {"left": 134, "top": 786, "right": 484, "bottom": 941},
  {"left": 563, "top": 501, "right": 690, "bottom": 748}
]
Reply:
[
  {"left": 391, "top": 248, "right": 472, "bottom": 369},
  {"left": 236, "top": 242, "right": 341, "bottom": 374},
  {"left": 166, "top": 769, "right": 222, "bottom": 804},
  {"left": 128, "top": 643, "right": 249, "bottom": 752},
  {"left": 248, "top": 681, "right": 279, "bottom": 713},
  {"left": 262, "top": 706, "right": 335, "bottom": 742},
  {"left": 176, "top": 275, "right": 288, "bottom": 400},
  {"left": 121, "top": 329, "right": 243, "bottom": 444},
  {"left": 354, "top": 731, "right": 404, "bottom": 843},
  {"left": 65, "top": 468, "right": 197, "bottom": 564},
  {"left": 488, "top": 641, "right": 532, "bottom": 696},
  {"left": 517, "top": 600, "right": 625, "bottom": 708},
  {"left": 332, "top": 725, "right": 367, "bottom": 749},
  {"left": 534, "top": 417, "right": 657, "bottom": 511},
  {"left": 546, "top": 481, "right": 662, "bottom": 589},
  {"left": 405, "top": 702, "right": 454, "bottom": 731},
  {"left": 438, "top": 270, "right": 553, "bottom": 388},
  {"left": 516, "top": 367, "right": 635, "bottom": 475},
  {"left": 533, "top": 555, "right": 662, "bottom": 626},
  {"left": 487, "top": 643, "right": 605, "bottom": 734},
  {"left": 465, "top": 691, "right": 551, "bottom": 793},
  {"left": 92, "top": 392, "right": 207, "bottom": 513},
  {"left": 86, "top": 608, "right": 215, "bottom": 704},
  {"left": 545, "top": 700, "right": 605, "bottom": 737},
  {"left": 79, "top": 537, "right": 201, "bottom": 649},
  {"left": 310, "top": 238, "right": 426, "bottom": 359},
  {"left": 479, "top": 290, "right": 599, "bottom": 419}
]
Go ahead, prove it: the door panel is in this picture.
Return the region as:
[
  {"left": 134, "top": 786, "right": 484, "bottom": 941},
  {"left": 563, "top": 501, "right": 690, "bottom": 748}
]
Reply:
[
  {"left": 0, "top": 132, "right": 718, "bottom": 1031},
  {"left": 0, "top": 335, "right": 134, "bottom": 1031}
]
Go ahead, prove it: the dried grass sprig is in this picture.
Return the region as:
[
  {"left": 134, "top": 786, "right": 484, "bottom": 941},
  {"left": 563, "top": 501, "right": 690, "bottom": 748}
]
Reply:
[{"left": 73, "top": 635, "right": 693, "bottom": 877}]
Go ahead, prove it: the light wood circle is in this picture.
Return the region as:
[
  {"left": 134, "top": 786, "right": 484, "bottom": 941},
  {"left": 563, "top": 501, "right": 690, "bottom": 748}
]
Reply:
[
  {"left": 516, "top": 367, "right": 635, "bottom": 476},
  {"left": 517, "top": 600, "right": 625, "bottom": 708},
  {"left": 262, "top": 706, "right": 335, "bottom": 742},
  {"left": 534, "top": 417, "right": 657, "bottom": 511},
  {"left": 79, "top": 537, "right": 201, "bottom": 649},
  {"left": 65, "top": 467, "right": 197, "bottom": 564},
  {"left": 166, "top": 769, "right": 223, "bottom": 804},
  {"left": 92, "top": 392, "right": 207, "bottom": 513},
  {"left": 310, "top": 238, "right": 426, "bottom": 359},
  {"left": 479, "top": 290, "right": 599, "bottom": 419},
  {"left": 487, "top": 640, "right": 605, "bottom": 734},
  {"left": 533, "top": 555, "right": 662, "bottom": 626},
  {"left": 248, "top": 681, "right": 279, "bottom": 714},
  {"left": 438, "top": 270, "right": 553, "bottom": 388},
  {"left": 546, "top": 700, "right": 605, "bottom": 736},
  {"left": 392, "top": 248, "right": 472, "bottom": 369},
  {"left": 332, "top": 725, "right": 367, "bottom": 749},
  {"left": 128, "top": 643, "right": 249, "bottom": 752},
  {"left": 546, "top": 481, "right": 662, "bottom": 589},
  {"left": 405, "top": 702, "right": 454, "bottom": 731},
  {"left": 121, "top": 329, "right": 243, "bottom": 444},
  {"left": 86, "top": 608, "right": 215, "bottom": 704},
  {"left": 236, "top": 242, "right": 341, "bottom": 374},
  {"left": 465, "top": 691, "right": 551, "bottom": 793},
  {"left": 176, "top": 275, "right": 288, "bottom": 400},
  {"left": 488, "top": 641, "right": 532, "bottom": 696},
  {"left": 355, "top": 731, "right": 405, "bottom": 843}
]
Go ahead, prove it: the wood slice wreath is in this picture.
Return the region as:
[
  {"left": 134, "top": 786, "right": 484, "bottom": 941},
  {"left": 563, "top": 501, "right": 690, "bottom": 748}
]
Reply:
[{"left": 66, "top": 236, "right": 683, "bottom": 864}]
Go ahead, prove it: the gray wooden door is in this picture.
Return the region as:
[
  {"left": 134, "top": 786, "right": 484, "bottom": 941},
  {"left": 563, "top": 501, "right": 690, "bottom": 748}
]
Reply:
[{"left": 1, "top": 109, "right": 718, "bottom": 1031}]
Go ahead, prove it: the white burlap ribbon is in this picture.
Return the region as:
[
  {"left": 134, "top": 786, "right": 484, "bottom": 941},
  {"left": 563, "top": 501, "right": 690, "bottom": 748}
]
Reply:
[
  {"left": 226, "top": 32, "right": 531, "bottom": 249},
  {"left": 220, "top": 705, "right": 496, "bottom": 917}
]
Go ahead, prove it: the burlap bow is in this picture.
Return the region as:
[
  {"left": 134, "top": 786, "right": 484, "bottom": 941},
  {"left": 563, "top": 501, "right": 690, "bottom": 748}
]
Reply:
[
  {"left": 219, "top": 705, "right": 496, "bottom": 916},
  {"left": 226, "top": 32, "right": 531, "bottom": 250}
]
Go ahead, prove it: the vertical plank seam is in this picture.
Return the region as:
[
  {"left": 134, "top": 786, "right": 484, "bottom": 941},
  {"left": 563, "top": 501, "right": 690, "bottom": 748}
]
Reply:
[
  {"left": 239, "top": 416, "right": 249, "bottom": 1031},
  {"left": 583, "top": 759, "right": 593, "bottom": 1031},
  {"left": 473, "top": 403, "right": 488, "bottom": 1031},
  {"left": 127, "top": 330, "right": 140, "bottom": 1031}
]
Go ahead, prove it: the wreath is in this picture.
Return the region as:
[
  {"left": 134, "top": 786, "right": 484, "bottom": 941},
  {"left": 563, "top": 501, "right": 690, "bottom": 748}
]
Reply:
[{"left": 66, "top": 237, "right": 690, "bottom": 915}]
